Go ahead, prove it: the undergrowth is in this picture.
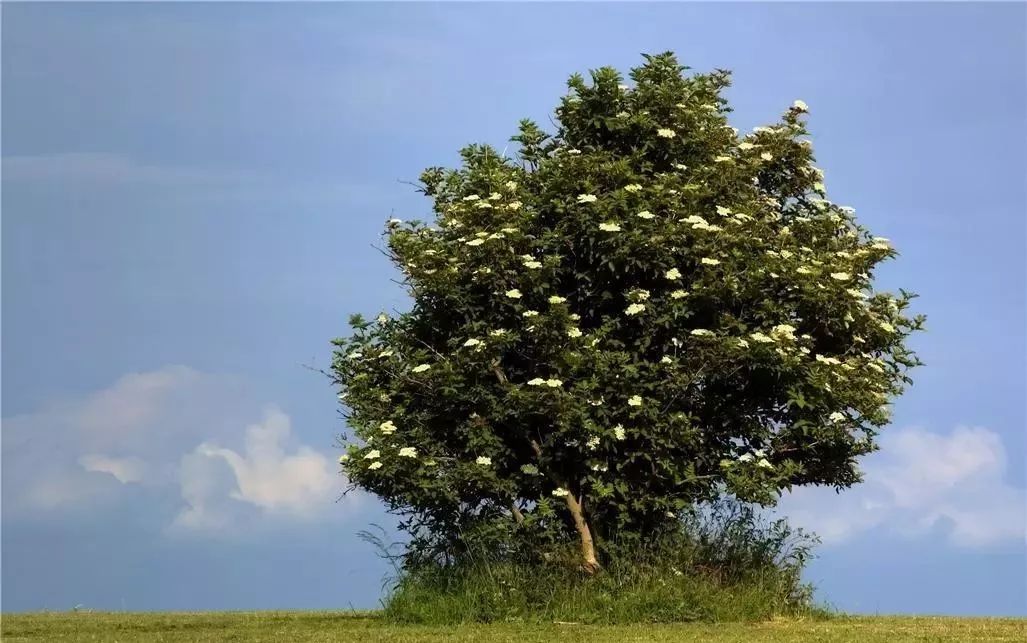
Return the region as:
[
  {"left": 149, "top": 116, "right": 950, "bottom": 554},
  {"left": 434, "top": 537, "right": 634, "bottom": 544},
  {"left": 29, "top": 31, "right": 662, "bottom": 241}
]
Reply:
[{"left": 366, "top": 499, "right": 829, "bottom": 624}]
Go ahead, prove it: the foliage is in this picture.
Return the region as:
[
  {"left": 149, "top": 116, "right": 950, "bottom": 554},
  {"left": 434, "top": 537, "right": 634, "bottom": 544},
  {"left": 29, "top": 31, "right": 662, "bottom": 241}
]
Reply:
[{"left": 331, "top": 52, "right": 924, "bottom": 567}]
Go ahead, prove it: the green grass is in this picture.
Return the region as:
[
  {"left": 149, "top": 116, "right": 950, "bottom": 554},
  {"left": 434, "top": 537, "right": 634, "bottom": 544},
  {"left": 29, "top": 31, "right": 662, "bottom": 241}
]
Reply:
[
  {"left": 2, "top": 611, "right": 1025, "bottom": 642},
  {"left": 381, "top": 559, "right": 819, "bottom": 624}
]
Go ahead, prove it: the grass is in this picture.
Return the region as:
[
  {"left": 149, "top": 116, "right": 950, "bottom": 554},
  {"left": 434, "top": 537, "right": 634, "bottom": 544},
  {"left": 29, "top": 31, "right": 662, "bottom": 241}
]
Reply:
[
  {"left": 376, "top": 500, "right": 821, "bottom": 624},
  {"left": 2, "top": 611, "right": 1025, "bottom": 642},
  {"left": 381, "top": 559, "right": 819, "bottom": 624}
]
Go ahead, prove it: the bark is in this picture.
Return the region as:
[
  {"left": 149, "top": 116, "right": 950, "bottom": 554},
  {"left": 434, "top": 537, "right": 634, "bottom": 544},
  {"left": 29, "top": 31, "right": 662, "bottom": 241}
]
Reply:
[
  {"left": 563, "top": 492, "right": 601, "bottom": 574},
  {"left": 511, "top": 503, "right": 525, "bottom": 525},
  {"left": 529, "top": 436, "right": 600, "bottom": 573}
]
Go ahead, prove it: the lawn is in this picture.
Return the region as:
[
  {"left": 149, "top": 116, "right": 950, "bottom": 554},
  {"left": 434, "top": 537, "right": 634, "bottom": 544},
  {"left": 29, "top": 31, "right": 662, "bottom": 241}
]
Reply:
[{"left": 2, "top": 612, "right": 1024, "bottom": 642}]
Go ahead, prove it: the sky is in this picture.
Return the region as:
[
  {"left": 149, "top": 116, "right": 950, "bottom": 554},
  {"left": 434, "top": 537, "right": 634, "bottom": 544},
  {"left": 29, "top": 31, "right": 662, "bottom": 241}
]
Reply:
[{"left": 2, "top": 2, "right": 1025, "bottom": 616}]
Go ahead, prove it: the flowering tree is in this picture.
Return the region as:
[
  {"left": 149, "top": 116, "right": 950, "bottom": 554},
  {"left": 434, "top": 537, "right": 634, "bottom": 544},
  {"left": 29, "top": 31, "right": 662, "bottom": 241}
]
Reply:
[{"left": 333, "top": 53, "right": 923, "bottom": 573}]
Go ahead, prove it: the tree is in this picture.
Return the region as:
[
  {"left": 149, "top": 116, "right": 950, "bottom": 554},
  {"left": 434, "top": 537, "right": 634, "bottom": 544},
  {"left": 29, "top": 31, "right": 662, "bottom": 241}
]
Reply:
[{"left": 332, "top": 52, "right": 924, "bottom": 574}]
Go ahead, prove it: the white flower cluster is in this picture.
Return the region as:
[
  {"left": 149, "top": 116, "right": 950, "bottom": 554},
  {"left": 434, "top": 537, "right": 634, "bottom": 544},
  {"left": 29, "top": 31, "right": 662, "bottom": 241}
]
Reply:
[
  {"left": 738, "top": 448, "right": 773, "bottom": 469},
  {"left": 528, "top": 377, "right": 563, "bottom": 388}
]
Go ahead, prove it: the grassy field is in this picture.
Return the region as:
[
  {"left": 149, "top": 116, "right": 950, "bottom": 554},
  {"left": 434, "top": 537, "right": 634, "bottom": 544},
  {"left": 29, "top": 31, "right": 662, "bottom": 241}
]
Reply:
[{"left": 2, "top": 612, "right": 1025, "bottom": 642}]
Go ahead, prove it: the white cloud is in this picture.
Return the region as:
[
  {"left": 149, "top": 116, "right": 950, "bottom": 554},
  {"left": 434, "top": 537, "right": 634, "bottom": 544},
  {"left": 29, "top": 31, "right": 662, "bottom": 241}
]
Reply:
[
  {"left": 778, "top": 426, "right": 1026, "bottom": 548},
  {"left": 3, "top": 366, "right": 353, "bottom": 534},
  {"left": 79, "top": 454, "right": 147, "bottom": 484},
  {"left": 180, "top": 408, "right": 336, "bottom": 522}
]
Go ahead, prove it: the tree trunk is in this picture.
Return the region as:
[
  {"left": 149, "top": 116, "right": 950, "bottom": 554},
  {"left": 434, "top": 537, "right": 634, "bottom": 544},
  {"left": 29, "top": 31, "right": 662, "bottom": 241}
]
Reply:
[
  {"left": 511, "top": 503, "right": 525, "bottom": 525},
  {"left": 563, "top": 492, "right": 600, "bottom": 574}
]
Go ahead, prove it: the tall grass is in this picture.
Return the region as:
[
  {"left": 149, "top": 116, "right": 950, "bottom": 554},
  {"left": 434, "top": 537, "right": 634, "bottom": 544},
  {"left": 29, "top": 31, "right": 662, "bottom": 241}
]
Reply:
[{"left": 371, "top": 500, "right": 827, "bottom": 624}]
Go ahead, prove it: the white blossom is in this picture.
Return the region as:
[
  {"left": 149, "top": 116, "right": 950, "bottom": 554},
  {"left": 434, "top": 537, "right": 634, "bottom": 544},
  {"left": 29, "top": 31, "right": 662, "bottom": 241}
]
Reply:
[
  {"left": 567, "top": 327, "right": 583, "bottom": 338},
  {"left": 750, "top": 332, "right": 775, "bottom": 343},
  {"left": 700, "top": 257, "right": 721, "bottom": 266},
  {"left": 527, "top": 378, "right": 546, "bottom": 386},
  {"left": 599, "top": 222, "right": 622, "bottom": 232},
  {"left": 368, "top": 461, "right": 383, "bottom": 470},
  {"left": 476, "top": 456, "right": 492, "bottom": 466},
  {"left": 670, "top": 290, "right": 688, "bottom": 299},
  {"left": 462, "top": 195, "right": 480, "bottom": 202},
  {"left": 577, "top": 193, "right": 598, "bottom": 203},
  {"left": 379, "top": 420, "right": 398, "bottom": 435},
  {"left": 398, "top": 447, "right": 417, "bottom": 458},
  {"left": 665, "top": 267, "right": 682, "bottom": 280},
  {"left": 552, "top": 488, "right": 570, "bottom": 497},
  {"left": 339, "top": 454, "right": 350, "bottom": 464},
  {"left": 363, "top": 450, "right": 381, "bottom": 460},
  {"left": 830, "top": 272, "right": 851, "bottom": 281},
  {"left": 760, "top": 152, "right": 773, "bottom": 161},
  {"left": 656, "top": 128, "right": 676, "bottom": 138},
  {"left": 412, "top": 363, "right": 432, "bottom": 373},
  {"left": 505, "top": 289, "right": 522, "bottom": 299},
  {"left": 624, "top": 303, "right": 646, "bottom": 316},
  {"left": 624, "top": 184, "right": 643, "bottom": 193},
  {"left": 548, "top": 295, "right": 567, "bottom": 304},
  {"left": 636, "top": 210, "right": 655, "bottom": 220},
  {"left": 522, "top": 310, "right": 539, "bottom": 318},
  {"left": 690, "top": 329, "right": 714, "bottom": 337},
  {"left": 627, "top": 395, "right": 643, "bottom": 407},
  {"left": 661, "top": 356, "right": 673, "bottom": 364},
  {"left": 586, "top": 435, "right": 601, "bottom": 450},
  {"left": 792, "top": 99, "right": 809, "bottom": 112},
  {"left": 771, "top": 324, "right": 796, "bottom": 339},
  {"left": 829, "top": 412, "right": 846, "bottom": 423},
  {"left": 613, "top": 425, "right": 626, "bottom": 440},
  {"left": 465, "top": 238, "right": 485, "bottom": 246},
  {"left": 545, "top": 379, "right": 563, "bottom": 388}
]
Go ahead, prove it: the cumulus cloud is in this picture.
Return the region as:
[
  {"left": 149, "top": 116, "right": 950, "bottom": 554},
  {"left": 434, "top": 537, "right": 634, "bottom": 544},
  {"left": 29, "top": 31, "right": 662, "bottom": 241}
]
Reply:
[
  {"left": 777, "top": 426, "right": 1026, "bottom": 548},
  {"left": 2, "top": 366, "right": 351, "bottom": 534},
  {"left": 175, "top": 408, "right": 336, "bottom": 529}
]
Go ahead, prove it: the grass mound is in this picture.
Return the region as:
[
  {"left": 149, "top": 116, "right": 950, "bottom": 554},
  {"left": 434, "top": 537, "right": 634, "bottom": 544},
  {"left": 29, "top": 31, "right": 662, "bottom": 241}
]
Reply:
[
  {"left": 383, "top": 558, "right": 823, "bottom": 624},
  {"left": 378, "top": 501, "right": 827, "bottom": 624}
]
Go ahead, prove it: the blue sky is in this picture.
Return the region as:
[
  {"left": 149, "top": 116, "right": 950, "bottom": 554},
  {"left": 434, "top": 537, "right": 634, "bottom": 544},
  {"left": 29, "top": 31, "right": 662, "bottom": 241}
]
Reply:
[{"left": 2, "top": 2, "right": 1024, "bottom": 616}]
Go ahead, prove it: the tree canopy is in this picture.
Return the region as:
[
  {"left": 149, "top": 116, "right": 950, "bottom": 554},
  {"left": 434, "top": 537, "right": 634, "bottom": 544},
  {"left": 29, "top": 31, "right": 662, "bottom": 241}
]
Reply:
[{"left": 332, "top": 52, "right": 924, "bottom": 572}]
